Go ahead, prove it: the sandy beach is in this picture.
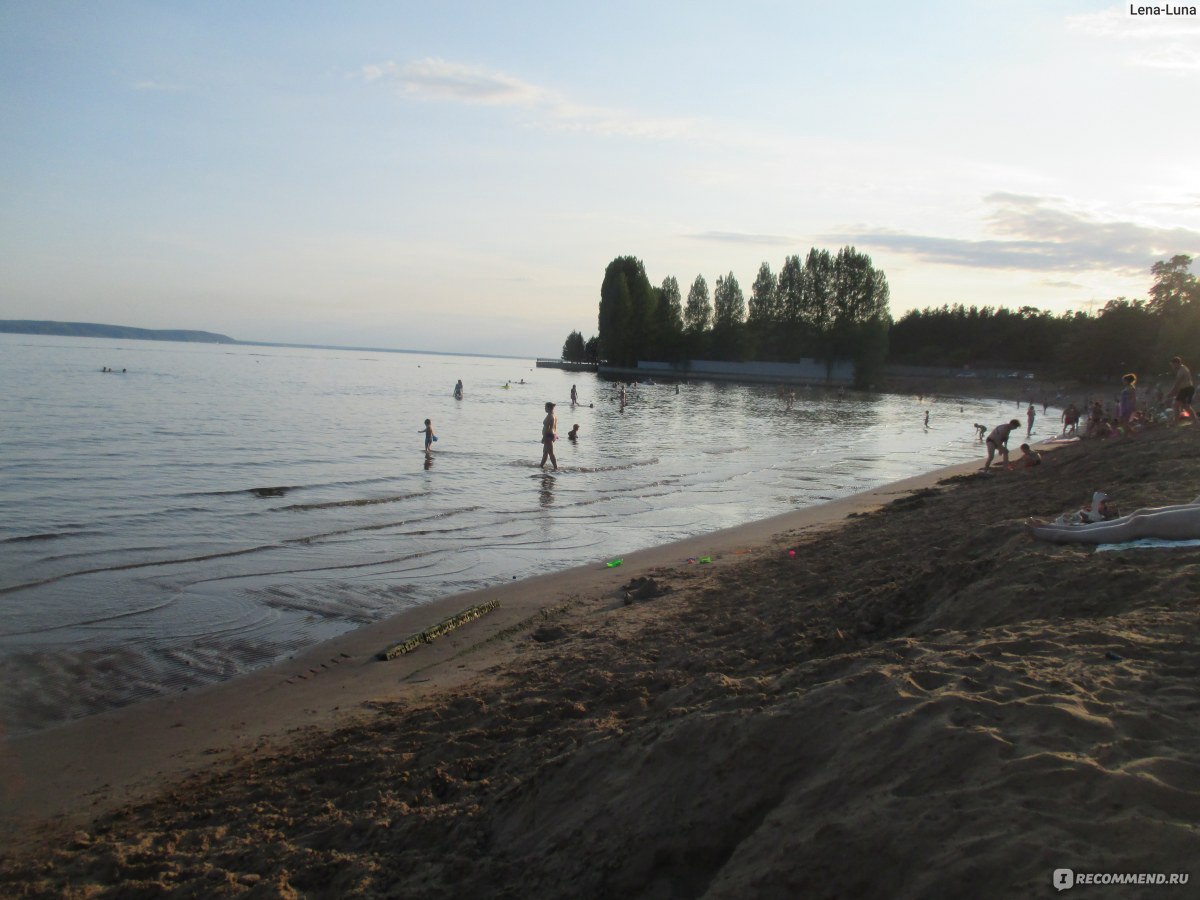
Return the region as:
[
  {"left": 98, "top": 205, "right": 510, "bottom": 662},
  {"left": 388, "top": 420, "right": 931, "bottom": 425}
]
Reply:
[{"left": 3, "top": 427, "right": 1199, "bottom": 897}]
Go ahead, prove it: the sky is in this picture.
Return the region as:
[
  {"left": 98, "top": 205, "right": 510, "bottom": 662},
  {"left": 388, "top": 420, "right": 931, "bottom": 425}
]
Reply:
[{"left": 3, "top": 1, "right": 1200, "bottom": 357}]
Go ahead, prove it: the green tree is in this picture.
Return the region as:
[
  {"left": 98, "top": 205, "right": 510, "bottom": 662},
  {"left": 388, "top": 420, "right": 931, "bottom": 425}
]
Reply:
[
  {"left": 800, "top": 247, "right": 835, "bottom": 337},
  {"left": 712, "top": 272, "right": 746, "bottom": 360},
  {"left": 598, "top": 256, "right": 656, "bottom": 368},
  {"left": 747, "top": 262, "right": 779, "bottom": 325},
  {"left": 653, "top": 276, "right": 685, "bottom": 360},
  {"left": 1148, "top": 255, "right": 1199, "bottom": 315},
  {"left": 684, "top": 275, "right": 711, "bottom": 333},
  {"left": 747, "top": 262, "right": 780, "bottom": 360},
  {"left": 561, "top": 330, "right": 586, "bottom": 362}
]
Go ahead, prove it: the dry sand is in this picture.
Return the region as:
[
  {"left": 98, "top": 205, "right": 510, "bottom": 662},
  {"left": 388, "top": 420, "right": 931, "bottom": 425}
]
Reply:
[{"left": 2, "top": 428, "right": 1199, "bottom": 898}]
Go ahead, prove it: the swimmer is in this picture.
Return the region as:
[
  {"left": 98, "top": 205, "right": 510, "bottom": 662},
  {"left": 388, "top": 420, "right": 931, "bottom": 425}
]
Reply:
[{"left": 567, "top": 423, "right": 580, "bottom": 441}]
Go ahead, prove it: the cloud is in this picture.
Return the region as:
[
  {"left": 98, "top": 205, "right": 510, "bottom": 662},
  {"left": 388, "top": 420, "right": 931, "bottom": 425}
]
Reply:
[
  {"left": 831, "top": 194, "right": 1200, "bottom": 274},
  {"left": 686, "top": 231, "right": 796, "bottom": 246},
  {"left": 1042, "top": 279, "right": 1086, "bottom": 290},
  {"left": 362, "top": 58, "right": 548, "bottom": 107},
  {"left": 362, "top": 57, "right": 697, "bottom": 139},
  {"left": 1067, "top": 6, "right": 1200, "bottom": 71}
]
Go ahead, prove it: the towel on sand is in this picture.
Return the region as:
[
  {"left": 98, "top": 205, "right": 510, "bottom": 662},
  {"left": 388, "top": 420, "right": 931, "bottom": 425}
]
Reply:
[{"left": 1096, "top": 538, "right": 1200, "bottom": 552}]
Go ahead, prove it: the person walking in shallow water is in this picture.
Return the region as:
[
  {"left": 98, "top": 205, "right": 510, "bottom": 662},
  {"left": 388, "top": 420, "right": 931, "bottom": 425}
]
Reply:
[
  {"left": 570, "top": 384, "right": 577, "bottom": 407},
  {"left": 540, "top": 402, "right": 558, "bottom": 470},
  {"left": 419, "top": 418, "right": 435, "bottom": 455}
]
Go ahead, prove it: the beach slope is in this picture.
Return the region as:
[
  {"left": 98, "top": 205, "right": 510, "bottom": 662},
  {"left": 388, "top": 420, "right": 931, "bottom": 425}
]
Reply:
[{"left": 2, "top": 430, "right": 1199, "bottom": 897}]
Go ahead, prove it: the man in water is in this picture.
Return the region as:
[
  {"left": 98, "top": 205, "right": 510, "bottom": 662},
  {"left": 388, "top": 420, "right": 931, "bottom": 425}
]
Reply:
[
  {"left": 984, "top": 419, "right": 1022, "bottom": 470},
  {"left": 454, "top": 380, "right": 464, "bottom": 399},
  {"left": 570, "top": 384, "right": 577, "bottom": 407},
  {"left": 540, "top": 402, "right": 558, "bottom": 470}
]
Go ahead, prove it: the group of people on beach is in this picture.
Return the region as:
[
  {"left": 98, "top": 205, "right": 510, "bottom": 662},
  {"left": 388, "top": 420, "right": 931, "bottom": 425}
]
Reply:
[{"left": 977, "top": 355, "right": 1200, "bottom": 545}]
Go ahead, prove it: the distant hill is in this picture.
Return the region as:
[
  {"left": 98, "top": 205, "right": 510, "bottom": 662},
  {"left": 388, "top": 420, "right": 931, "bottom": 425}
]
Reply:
[{"left": 0, "top": 320, "right": 236, "bottom": 344}]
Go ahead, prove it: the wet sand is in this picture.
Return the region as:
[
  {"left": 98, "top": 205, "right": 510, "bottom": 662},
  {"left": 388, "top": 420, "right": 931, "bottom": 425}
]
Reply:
[{"left": 2, "top": 428, "right": 1199, "bottom": 897}]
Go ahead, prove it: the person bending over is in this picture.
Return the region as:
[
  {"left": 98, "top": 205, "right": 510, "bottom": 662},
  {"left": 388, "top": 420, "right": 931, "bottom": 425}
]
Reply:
[{"left": 984, "top": 419, "right": 1021, "bottom": 470}]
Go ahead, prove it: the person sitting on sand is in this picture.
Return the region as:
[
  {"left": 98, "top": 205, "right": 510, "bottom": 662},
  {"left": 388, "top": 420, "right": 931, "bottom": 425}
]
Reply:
[
  {"left": 1019, "top": 443, "right": 1041, "bottom": 467},
  {"left": 984, "top": 419, "right": 1021, "bottom": 470},
  {"left": 567, "top": 423, "right": 580, "bottom": 441},
  {"left": 1027, "top": 496, "right": 1200, "bottom": 544}
]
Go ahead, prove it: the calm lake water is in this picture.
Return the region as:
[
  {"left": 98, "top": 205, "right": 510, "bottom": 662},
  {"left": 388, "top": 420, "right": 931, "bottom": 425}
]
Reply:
[{"left": 0, "top": 334, "right": 1051, "bottom": 734}]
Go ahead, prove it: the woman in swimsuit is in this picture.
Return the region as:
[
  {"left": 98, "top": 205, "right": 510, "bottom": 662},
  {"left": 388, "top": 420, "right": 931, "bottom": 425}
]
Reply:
[{"left": 540, "top": 402, "right": 558, "bottom": 470}]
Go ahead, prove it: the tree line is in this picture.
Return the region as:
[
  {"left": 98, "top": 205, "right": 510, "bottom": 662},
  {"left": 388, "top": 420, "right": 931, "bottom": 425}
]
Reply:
[
  {"left": 562, "top": 247, "right": 892, "bottom": 387},
  {"left": 889, "top": 255, "right": 1200, "bottom": 381},
  {"left": 563, "top": 253, "right": 1200, "bottom": 386}
]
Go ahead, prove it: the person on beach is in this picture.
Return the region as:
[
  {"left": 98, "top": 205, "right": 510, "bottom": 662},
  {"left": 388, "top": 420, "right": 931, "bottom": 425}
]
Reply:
[
  {"left": 1168, "top": 357, "right": 1196, "bottom": 424},
  {"left": 570, "top": 384, "right": 578, "bottom": 407},
  {"left": 924, "top": 410, "right": 930, "bottom": 428},
  {"left": 454, "top": 380, "right": 464, "bottom": 400},
  {"left": 540, "top": 402, "right": 558, "bottom": 470},
  {"left": 1026, "top": 403, "right": 1035, "bottom": 436},
  {"left": 1027, "top": 496, "right": 1200, "bottom": 544},
  {"left": 419, "top": 419, "right": 435, "bottom": 454},
  {"left": 1062, "top": 403, "right": 1079, "bottom": 435},
  {"left": 973, "top": 423, "right": 987, "bottom": 440},
  {"left": 1117, "top": 374, "right": 1137, "bottom": 433},
  {"left": 1019, "top": 443, "right": 1042, "bottom": 467},
  {"left": 567, "top": 423, "right": 580, "bottom": 441},
  {"left": 984, "top": 419, "right": 1022, "bottom": 470}
]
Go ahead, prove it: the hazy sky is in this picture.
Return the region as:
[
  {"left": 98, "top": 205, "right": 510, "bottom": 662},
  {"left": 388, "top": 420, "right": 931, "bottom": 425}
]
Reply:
[{"left": 3, "top": 1, "right": 1200, "bottom": 356}]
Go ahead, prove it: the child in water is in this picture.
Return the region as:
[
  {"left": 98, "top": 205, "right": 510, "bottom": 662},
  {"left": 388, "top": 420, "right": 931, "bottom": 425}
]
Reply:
[
  {"left": 419, "top": 418, "right": 436, "bottom": 453},
  {"left": 567, "top": 423, "right": 580, "bottom": 441}
]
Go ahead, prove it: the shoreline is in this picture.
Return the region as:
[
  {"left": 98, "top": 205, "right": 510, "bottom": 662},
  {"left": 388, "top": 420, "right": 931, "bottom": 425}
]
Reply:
[
  {"left": 3, "top": 428, "right": 1198, "bottom": 896},
  {"left": 0, "top": 457, "right": 984, "bottom": 848}
]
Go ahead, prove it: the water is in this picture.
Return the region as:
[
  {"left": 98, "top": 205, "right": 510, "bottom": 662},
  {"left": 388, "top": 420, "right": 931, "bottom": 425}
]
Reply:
[{"left": 0, "top": 334, "right": 1047, "bottom": 734}]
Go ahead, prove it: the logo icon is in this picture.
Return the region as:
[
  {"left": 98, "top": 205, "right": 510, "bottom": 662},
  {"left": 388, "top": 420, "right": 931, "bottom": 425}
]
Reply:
[{"left": 1053, "top": 869, "right": 1075, "bottom": 891}]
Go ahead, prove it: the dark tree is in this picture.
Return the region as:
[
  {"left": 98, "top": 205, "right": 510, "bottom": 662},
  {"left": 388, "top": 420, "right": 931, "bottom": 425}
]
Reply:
[{"left": 561, "top": 330, "right": 586, "bottom": 362}]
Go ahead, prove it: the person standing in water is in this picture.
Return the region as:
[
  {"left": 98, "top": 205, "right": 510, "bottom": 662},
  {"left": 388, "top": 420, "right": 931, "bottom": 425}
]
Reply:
[
  {"left": 540, "top": 402, "right": 558, "bottom": 470},
  {"left": 419, "top": 418, "right": 435, "bottom": 454},
  {"left": 570, "top": 384, "right": 577, "bottom": 407},
  {"left": 1026, "top": 403, "right": 1036, "bottom": 436},
  {"left": 454, "top": 380, "right": 464, "bottom": 400}
]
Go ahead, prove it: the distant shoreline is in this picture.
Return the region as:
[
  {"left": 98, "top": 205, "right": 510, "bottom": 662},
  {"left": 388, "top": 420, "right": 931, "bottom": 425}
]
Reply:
[{"left": 0, "top": 320, "right": 529, "bottom": 361}]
